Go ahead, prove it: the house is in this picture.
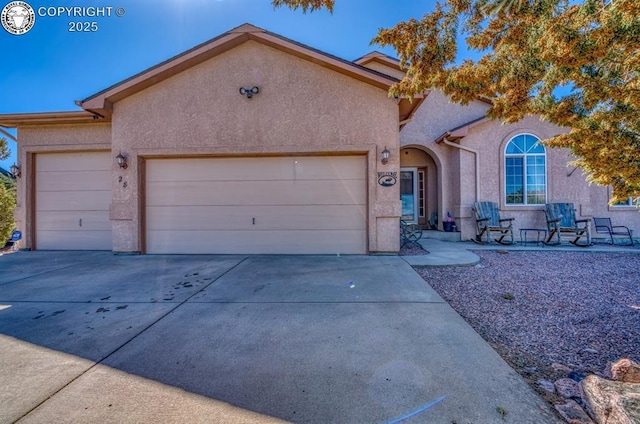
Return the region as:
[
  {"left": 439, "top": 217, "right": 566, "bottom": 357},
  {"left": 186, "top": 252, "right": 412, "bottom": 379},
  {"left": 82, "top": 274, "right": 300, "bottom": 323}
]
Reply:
[
  {"left": 0, "top": 24, "right": 637, "bottom": 254},
  {"left": 0, "top": 166, "right": 14, "bottom": 179}
]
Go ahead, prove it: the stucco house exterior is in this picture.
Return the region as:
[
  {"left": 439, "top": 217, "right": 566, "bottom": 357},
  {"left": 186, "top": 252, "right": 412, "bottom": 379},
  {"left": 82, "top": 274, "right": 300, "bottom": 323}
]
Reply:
[{"left": 1, "top": 24, "right": 637, "bottom": 254}]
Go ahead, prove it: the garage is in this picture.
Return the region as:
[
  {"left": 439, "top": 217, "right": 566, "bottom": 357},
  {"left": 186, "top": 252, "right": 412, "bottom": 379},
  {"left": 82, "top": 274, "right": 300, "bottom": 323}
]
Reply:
[
  {"left": 35, "top": 152, "right": 112, "bottom": 250},
  {"left": 145, "top": 156, "right": 367, "bottom": 254}
]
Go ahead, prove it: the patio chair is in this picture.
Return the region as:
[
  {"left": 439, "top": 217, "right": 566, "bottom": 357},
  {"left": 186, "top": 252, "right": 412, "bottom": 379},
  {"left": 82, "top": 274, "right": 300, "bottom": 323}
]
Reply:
[
  {"left": 544, "top": 203, "right": 591, "bottom": 246},
  {"left": 472, "top": 201, "right": 515, "bottom": 245},
  {"left": 400, "top": 219, "right": 423, "bottom": 248},
  {"left": 593, "top": 217, "right": 634, "bottom": 246}
]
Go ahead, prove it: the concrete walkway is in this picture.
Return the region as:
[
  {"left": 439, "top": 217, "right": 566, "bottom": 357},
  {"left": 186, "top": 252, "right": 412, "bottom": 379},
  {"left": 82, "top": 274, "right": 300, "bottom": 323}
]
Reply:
[
  {"left": 0, "top": 251, "right": 559, "bottom": 424},
  {"left": 401, "top": 237, "right": 640, "bottom": 267}
]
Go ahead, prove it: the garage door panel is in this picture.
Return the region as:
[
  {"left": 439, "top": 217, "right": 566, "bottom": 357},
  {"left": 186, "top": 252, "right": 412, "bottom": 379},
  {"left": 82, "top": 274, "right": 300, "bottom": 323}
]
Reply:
[
  {"left": 36, "top": 170, "right": 112, "bottom": 192},
  {"left": 36, "top": 190, "right": 111, "bottom": 211},
  {"left": 284, "top": 156, "right": 365, "bottom": 180},
  {"left": 37, "top": 230, "right": 113, "bottom": 251},
  {"left": 36, "top": 211, "right": 111, "bottom": 231},
  {"left": 146, "top": 205, "right": 366, "bottom": 231},
  {"left": 146, "top": 156, "right": 364, "bottom": 182},
  {"left": 146, "top": 180, "right": 365, "bottom": 206},
  {"left": 147, "top": 157, "right": 294, "bottom": 182},
  {"left": 146, "top": 230, "right": 366, "bottom": 255},
  {"left": 37, "top": 152, "right": 111, "bottom": 172}
]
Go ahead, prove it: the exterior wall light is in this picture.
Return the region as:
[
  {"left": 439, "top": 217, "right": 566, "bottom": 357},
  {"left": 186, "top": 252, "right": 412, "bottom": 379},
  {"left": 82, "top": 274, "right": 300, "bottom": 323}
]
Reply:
[
  {"left": 115, "top": 152, "right": 128, "bottom": 169},
  {"left": 381, "top": 146, "right": 390, "bottom": 165},
  {"left": 239, "top": 86, "right": 260, "bottom": 99},
  {"left": 10, "top": 163, "right": 20, "bottom": 178}
]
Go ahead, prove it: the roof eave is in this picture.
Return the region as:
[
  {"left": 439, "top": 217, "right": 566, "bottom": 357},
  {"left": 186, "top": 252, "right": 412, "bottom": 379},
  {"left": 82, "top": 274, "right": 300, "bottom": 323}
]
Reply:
[
  {"left": 399, "top": 90, "right": 429, "bottom": 130},
  {"left": 0, "top": 111, "right": 109, "bottom": 128},
  {"left": 435, "top": 116, "right": 490, "bottom": 143}
]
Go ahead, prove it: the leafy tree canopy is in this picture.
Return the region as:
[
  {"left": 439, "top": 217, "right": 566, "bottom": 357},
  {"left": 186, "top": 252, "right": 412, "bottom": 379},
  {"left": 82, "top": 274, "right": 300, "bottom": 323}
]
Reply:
[
  {"left": 274, "top": 0, "right": 640, "bottom": 204},
  {"left": 0, "top": 137, "right": 9, "bottom": 161}
]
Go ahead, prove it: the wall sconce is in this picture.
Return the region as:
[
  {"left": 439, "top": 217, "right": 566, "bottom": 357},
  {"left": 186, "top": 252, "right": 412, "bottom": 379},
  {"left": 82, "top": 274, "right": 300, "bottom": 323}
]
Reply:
[
  {"left": 239, "top": 86, "right": 260, "bottom": 99},
  {"left": 10, "top": 163, "right": 20, "bottom": 178},
  {"left": 381, "top": 146, "right": 390, "bottom": 165},
  {"left": 115, "top": 152, "right": 128, "bottom": 169}
]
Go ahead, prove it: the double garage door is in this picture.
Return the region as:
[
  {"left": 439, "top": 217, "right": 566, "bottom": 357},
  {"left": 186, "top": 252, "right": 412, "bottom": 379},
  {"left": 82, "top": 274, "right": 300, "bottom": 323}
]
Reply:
[{"left": 145, "top": 156, "right": 367, "bottom": 254}]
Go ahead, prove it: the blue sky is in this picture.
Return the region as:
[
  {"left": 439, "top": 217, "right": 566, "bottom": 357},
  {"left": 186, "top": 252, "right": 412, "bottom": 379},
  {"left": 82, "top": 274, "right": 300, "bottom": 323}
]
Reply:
[{"left": 0, "top": 0, "right": 451, "bottom": 170}]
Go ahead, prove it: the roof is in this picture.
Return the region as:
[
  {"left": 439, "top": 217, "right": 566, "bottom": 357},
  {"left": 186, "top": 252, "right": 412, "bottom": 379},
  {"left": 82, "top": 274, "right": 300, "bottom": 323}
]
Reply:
[
  {"left": 354, "top": 51, "right": 403, "bottom": 72},
  {"left": 0, "top": 23, "right": 423, "bottom": 129},
  {"left": 79, "top": 23, "right": 404, "bottom": 118},
  {"left": 434, "top": 116, "right": 490, "bottom": 143},
  {"left": 0, "top": 166, "right": 13, "bottom": 178},
  {"left": 0, "top": 111, "right": 102, "bottom": 126}
]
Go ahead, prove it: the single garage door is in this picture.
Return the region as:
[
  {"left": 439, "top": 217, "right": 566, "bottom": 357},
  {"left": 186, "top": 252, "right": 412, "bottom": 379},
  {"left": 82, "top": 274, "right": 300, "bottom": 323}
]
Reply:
[
  {"left": 36, "top": 152, "right": 112, "bottom": 250},
  {"left": 145, "top": 156, "right": 367, "bottom": 254}
]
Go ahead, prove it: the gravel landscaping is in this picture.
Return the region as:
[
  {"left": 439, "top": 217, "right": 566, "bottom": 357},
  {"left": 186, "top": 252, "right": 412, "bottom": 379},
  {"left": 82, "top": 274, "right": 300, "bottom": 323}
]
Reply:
[{"left": 413, "top": 250, "right": 640, "bottom": 407}]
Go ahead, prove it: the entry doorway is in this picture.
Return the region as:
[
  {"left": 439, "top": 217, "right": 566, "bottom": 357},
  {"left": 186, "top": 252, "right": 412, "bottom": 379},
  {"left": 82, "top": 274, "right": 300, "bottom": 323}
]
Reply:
[{"left": 400, "top": 168, "right": 425, "bottom": 224}]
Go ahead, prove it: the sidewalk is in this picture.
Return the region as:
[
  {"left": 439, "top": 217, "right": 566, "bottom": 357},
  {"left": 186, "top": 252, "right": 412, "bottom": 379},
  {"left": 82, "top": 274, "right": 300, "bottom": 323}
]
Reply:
[{"left": 401, "top": 237, "right": 640, "bottom": 266}]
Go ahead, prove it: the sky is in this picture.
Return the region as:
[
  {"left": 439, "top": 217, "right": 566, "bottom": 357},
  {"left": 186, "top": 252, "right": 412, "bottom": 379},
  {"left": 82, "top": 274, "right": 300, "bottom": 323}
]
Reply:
[{"left": 0, "top": 0, "right": 452, "bottom": 171}]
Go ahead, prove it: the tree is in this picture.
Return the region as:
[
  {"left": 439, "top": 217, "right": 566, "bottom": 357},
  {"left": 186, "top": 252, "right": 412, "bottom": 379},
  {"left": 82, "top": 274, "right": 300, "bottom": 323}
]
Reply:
[
  {"left": 0, "top": 136, "right": 9, "bottom": 162},
  {"left": 274, "top": 0, "right": 640, "bottom": 204},
  {"left": 0, "top": 136, "right": 15, "bottom": 243}
]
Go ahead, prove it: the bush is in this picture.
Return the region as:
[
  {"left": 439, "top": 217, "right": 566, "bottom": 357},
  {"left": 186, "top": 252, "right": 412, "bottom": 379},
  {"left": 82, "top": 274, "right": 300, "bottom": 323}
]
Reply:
[{"left": 0, "top": 180, "right": 16, "bottom": 244}]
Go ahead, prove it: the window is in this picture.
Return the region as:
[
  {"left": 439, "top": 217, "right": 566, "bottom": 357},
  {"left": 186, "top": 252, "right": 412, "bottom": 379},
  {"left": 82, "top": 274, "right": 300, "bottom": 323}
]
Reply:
[
  {"left": 612, "top": 197, "right": 639, "bottom": 207},
  {"left": 505, "top": 134, "right": 546, "bottom": 205}
]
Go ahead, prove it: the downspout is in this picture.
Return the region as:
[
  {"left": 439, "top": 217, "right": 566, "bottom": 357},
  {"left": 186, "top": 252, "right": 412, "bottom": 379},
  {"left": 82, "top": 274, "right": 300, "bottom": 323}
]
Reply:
[{"left": 441, "top": 137, "right": 480, "bottom": 202}]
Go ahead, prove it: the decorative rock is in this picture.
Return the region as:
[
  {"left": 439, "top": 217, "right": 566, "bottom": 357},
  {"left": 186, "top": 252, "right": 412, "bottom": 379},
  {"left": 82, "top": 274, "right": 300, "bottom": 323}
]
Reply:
[
  {"left": 581, "top": 374, "right": 640, "bottom": 424},
  {"left": 523, "top": 366, "right": 538, "bottom": 374},
  {"left": 554, "top": 399, "right": 594, "bottom": 424},
  {"left": 581, "top": 347, "right": 599, "bottom": 354},
  {"left": 611, "top": 358, "right": 640, "bottom": 383},
  {"left": 538, "top": 379, "right": 556, "bottom": 394},
  {"left": 552, "top": 362, "right": 572, "bottom": 373},
  {"left": 555, "top": 378, "right": 581, "bottom": 399}
]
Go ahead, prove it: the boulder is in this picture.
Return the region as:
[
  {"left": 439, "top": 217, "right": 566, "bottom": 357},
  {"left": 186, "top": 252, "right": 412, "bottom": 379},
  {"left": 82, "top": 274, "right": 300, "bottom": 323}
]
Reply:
[
  {"left": 610, "top": 358, "right": 640, "bottom": 383},
  {"left": 554, "top": 399, "right": 594, "bottom": 424},
  {"left": 555, "top": 378, "right": 581, "bottom": 399},
  {"left": 581, "top": 374, "right": 640, "bottom": 424}
]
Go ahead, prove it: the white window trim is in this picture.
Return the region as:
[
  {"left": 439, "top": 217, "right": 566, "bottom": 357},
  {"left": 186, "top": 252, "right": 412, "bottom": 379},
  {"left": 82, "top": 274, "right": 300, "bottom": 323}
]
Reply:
[{"left": 504, "top": 133, "right": 547, "bottom": 206}]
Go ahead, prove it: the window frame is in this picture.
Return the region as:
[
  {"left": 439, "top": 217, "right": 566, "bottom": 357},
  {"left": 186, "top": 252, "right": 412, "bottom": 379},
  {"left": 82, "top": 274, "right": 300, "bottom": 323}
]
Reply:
[
  {"left": 504, "top": 133, "right": 547, "bottom": 206},
  {"left": 609, "top": 195, "right": 639, "bottom": 210}
]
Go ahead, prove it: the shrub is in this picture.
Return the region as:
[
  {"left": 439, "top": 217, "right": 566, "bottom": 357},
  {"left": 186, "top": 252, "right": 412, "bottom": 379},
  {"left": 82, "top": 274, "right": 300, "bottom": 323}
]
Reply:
[{"left": 0, "top": 180, "right": 16, "bottom": 244}]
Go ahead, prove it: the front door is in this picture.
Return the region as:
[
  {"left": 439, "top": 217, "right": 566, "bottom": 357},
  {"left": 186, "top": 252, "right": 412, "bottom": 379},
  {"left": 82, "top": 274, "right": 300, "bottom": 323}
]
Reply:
[{"left": 400, "top": 168, "right": 418, "bottom": 223}]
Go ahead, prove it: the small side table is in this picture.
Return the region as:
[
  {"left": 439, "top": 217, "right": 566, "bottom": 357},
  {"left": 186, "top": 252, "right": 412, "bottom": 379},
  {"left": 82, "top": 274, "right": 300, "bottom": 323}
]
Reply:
[{"left": 519, "top": 228, "right": 547, "bottom": 245}]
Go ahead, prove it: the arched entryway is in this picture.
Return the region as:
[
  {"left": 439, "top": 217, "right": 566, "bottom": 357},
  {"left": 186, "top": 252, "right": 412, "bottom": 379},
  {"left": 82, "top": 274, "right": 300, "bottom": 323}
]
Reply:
[{"left": 399, "top": 146, "right": 439, "bottom": 228}]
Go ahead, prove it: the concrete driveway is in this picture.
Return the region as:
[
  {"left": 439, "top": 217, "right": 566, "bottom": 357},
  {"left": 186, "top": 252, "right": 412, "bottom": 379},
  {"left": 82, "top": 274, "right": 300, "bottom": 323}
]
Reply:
[{"left": 0, "top": 252, "right": 559, "bottom": 423}]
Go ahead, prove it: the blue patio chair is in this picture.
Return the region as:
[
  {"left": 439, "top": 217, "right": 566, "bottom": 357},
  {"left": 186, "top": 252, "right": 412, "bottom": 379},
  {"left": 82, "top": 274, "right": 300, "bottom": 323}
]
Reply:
[
  {"left": 472, "top": 201, "right": 515, "bottom": 245},
  {"left": 544, "top": 203, "right": 591, "bottom": 246}
]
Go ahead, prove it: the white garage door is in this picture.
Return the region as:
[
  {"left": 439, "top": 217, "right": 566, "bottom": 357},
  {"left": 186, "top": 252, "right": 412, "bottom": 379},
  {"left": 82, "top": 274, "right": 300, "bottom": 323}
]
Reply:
[
  {"left": 36, "top": 152, "right": 112, "bottom": 250},
  {"left": 145, "top": 156, "right": 367, "bottom": 254}
]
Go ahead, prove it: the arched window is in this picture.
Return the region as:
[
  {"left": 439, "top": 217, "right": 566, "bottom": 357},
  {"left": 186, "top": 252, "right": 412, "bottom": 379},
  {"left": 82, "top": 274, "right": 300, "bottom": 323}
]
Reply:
[{"left": 505, "top": 134, "right": 546, "bottom": 205}]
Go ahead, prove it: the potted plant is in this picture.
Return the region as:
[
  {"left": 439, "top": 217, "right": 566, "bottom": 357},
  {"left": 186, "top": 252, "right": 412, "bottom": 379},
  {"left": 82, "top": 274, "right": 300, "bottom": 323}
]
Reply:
[{"left": 443, "top": 211, "right": 455, "bottom": 232}]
